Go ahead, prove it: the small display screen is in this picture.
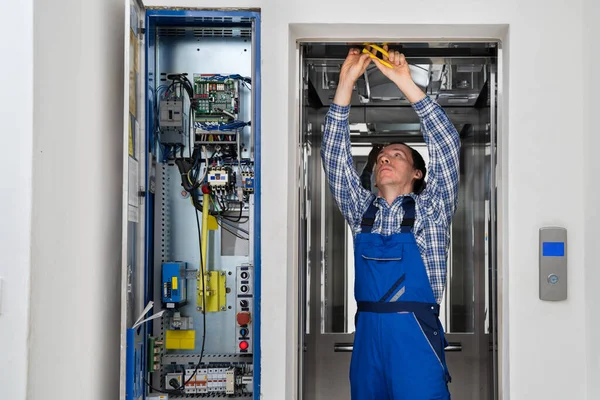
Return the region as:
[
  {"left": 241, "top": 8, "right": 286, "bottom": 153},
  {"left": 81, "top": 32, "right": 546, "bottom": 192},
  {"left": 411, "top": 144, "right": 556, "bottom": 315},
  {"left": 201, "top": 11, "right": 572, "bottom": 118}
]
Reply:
[{"left": 543, "top": 242, "right": 565, "bottom": 257}]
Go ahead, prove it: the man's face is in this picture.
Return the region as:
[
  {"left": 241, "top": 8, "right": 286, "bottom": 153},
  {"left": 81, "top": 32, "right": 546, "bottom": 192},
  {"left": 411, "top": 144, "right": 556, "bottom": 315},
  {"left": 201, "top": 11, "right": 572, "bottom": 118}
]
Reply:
[{"left": 374, "top": 144, "right": 422, "bottom": 190}]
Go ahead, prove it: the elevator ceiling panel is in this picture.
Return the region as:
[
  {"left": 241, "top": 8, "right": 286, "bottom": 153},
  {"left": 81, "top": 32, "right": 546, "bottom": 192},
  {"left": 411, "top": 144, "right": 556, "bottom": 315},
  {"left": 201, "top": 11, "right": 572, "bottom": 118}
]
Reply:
[{"left": 303, "top": 42, "right": 497, "bottom": 108}]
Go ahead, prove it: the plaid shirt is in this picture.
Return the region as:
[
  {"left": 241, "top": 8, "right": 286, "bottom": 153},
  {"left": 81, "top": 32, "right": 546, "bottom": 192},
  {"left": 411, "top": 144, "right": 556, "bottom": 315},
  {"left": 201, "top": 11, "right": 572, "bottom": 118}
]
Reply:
[{"left": 321, "top": 96, "right": 460, "bottom": 303}]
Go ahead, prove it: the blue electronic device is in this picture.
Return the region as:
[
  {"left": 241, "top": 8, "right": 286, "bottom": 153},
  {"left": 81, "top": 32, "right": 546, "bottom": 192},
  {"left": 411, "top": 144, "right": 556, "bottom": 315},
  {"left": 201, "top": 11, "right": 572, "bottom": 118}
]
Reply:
[{"left": 162, "top": 262, "right": 187, "bottom": 305}]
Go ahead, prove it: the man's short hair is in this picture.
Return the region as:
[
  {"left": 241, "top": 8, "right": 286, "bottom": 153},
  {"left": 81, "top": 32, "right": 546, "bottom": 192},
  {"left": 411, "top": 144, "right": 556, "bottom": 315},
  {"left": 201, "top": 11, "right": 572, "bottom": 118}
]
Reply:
[{"left": 381, "top": 142, "right": 427, "bottom": 194}]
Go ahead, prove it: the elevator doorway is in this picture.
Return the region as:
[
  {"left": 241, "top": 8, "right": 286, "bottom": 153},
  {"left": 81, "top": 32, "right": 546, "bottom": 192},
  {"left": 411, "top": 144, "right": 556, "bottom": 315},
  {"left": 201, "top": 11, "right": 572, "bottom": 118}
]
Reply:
[{"left": 297, "top": 41, "right": 500, "bottom": 400}]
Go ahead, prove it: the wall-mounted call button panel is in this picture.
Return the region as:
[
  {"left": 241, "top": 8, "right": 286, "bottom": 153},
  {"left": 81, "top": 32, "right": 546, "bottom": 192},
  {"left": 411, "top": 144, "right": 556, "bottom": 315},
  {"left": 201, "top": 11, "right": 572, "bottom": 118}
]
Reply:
[{"left": 539, "top": 227, "right": 567, "bottom": 301}]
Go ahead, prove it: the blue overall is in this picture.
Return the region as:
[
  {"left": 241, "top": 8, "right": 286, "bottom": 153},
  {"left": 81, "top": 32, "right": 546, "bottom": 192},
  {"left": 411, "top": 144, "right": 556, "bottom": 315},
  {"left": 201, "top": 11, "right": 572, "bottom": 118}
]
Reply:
[{"left": 350, "top": 197, "right": 451, "bottom": 400}]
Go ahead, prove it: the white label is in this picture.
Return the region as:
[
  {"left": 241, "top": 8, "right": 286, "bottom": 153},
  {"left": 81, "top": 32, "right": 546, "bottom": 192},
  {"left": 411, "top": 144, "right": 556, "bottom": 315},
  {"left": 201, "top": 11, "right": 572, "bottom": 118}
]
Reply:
[
  {"left": 128, "top": 156, "right": 139, "bottom": 207},
  {"left": 128, "top": 205, "right": 139, "bottom": 223}
]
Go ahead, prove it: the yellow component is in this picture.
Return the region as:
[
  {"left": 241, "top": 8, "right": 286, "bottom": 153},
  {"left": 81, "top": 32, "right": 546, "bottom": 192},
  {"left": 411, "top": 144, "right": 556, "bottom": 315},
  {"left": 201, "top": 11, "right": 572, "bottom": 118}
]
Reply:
[
  {"left": 197, "top": 271, "right": 227, "bottom": 312},
  {"left": 362, "top": 44, "right": 393, "bottom": 68},
  {"left": 201, "top": 193, "right": 209, "bottom": 273},
  {"left": 165, "top": 330, "right": 196, "bottom": 350},
  {"left": 208, "top": 215, "right": 218, "bottom": 230},
  {"left": 197, "top": 193, "right": 227, "bottom": 312},
  {"left": 172, "top": 276, "right": 178, "bottom": 290}
]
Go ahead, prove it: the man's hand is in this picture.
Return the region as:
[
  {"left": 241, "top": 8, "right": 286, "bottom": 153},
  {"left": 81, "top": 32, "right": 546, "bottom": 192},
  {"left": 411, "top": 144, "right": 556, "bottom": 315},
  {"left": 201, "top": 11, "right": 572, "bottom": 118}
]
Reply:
[
  {"left": 370, "top": 45, "right": 426, "bottom": 104},
  {"left": 333, "top": 49, "right": 372, "bottom": 106},
  {"left": 339, "top": 48, "right": 372, "bottom": 86}
]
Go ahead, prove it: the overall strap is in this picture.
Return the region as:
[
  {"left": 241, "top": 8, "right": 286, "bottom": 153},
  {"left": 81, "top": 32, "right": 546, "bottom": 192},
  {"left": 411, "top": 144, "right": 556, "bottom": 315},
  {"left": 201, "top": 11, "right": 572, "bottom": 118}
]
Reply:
[
  {"left": 400, "top": 196, "right": 415, "bottom": 233},
  {"left": 360, "top": 201, "right": 378, "bottom": 234},
  {"left": 360, "top": 196, "right": 416, "bottom": 234}
]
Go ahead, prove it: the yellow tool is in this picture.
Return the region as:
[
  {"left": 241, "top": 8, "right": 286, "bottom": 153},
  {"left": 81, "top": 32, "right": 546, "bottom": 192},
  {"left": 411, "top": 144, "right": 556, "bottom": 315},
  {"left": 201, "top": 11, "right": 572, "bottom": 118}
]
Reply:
[{"left": 362, "top": 43, "right": 393, "bottom": 68}]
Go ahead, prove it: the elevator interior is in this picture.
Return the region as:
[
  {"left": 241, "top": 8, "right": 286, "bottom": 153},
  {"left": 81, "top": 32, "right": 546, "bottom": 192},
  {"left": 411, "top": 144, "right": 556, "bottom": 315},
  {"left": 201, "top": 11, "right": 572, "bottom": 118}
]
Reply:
[{"left": 298, "top": 41, "right": 499, "bottom": 400}]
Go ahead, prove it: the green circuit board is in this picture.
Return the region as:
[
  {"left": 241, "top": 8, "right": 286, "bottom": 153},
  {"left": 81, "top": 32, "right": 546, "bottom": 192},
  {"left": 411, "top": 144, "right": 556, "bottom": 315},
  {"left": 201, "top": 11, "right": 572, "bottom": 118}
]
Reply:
[{"left": 193, "top": 75, "right": 239, "bottom": 122}]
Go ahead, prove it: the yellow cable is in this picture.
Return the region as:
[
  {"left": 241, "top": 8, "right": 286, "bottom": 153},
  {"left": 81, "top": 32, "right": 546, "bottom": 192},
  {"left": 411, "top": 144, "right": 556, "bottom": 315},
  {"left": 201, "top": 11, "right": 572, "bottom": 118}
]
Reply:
[
  {"left": 362, "top": 44, "right": 393, "bottom": 68},
  {"left": 201, "top": 192, "right": 209, "bottom": 275},
  {"left": 197, "top": 191, "right": 210, "bottom": 309}
]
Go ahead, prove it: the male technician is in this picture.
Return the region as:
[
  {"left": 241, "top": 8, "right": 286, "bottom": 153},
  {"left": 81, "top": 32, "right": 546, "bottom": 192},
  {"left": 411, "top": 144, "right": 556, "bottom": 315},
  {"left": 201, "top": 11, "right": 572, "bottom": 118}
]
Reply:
[{"left": 321, "top": 46, "right": 460, "bottom": 399}]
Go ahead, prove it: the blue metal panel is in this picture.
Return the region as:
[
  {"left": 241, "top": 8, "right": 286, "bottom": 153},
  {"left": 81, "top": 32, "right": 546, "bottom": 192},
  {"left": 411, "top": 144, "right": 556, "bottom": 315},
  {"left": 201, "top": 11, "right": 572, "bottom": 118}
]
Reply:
[
  {"left": 126, "top": 328, "right": 144, "bottom": 399},
  {"left": 251, "top": 13, "right": 262, "bottom": 399},
  {"left": 126, "top": 328, "right": 134, "bottom": 398},
  {"left": 143, "top": 14, "right": 156, "bottom": 400},
  {"left": 144, "top": 8, "right": 157, "bottom": 309},
  {"left": 146, "top": 9, "right": 255, "bottom": 27}
]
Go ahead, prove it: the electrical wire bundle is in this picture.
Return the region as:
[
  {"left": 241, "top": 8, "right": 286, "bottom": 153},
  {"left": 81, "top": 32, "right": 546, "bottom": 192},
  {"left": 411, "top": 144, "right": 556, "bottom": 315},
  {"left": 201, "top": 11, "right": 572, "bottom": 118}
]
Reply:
[
  {"left": 173, "top": 148, "right": 251, "bottom": 239},
  {"left": 198, "top": 73, "right": 251, "bottom": 89},
  {"left": 210, "top": 196, "right": 249, "bottom": 241},
  {"left": 165, "top": 73, "right": 195, "bottom": 99},
  {"left": 194, "top": 120, "right": 249, "bottom": 131}
]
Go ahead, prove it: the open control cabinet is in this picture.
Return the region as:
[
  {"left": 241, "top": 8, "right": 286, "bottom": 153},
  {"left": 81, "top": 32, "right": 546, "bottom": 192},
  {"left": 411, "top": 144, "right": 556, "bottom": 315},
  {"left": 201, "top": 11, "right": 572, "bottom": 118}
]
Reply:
[{"left": 121, "top": 3, "right": 261, "bottom": 399}]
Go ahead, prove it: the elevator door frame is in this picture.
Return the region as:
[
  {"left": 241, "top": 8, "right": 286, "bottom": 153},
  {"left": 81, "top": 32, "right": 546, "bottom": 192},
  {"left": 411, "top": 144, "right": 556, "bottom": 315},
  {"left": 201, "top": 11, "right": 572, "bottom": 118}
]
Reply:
[{"left": 296, "top": 38, "right": 504, "bottom": 400}]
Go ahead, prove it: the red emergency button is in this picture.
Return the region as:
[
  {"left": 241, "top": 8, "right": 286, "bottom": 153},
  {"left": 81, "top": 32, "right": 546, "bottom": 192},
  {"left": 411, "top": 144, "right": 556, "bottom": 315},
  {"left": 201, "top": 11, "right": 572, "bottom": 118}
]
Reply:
[
  {"left": 239, "top": 340, "right": 249, "bottom": 350},
  {"left": 236, "top": 312, "right": 251, "bottom": 326}
]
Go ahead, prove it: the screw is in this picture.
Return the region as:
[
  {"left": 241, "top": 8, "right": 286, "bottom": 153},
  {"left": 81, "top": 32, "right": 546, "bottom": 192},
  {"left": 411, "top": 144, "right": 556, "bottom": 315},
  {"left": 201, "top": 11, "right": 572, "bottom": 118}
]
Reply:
[{"left": 221, "top": 306, "right": 226, "bottom": 311}]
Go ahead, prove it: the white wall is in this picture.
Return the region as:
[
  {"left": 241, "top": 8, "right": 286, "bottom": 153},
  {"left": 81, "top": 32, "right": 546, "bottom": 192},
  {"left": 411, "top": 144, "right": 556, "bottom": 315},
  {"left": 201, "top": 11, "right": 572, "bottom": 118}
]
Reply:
[
  {"left": 0, "top": 0, "right": 33, "bottom": 399},
  {"left": 584, "top": 0, "right": 600, "bottom": 397},
  {"left": 28, "top": 0, "right": 124, "bottom": 399},
  {"left": 140, "top": 1, "right": 592, "bottom": 400},
  {"left": 1, "top": 0, "right": 593, "bottom": 399}
]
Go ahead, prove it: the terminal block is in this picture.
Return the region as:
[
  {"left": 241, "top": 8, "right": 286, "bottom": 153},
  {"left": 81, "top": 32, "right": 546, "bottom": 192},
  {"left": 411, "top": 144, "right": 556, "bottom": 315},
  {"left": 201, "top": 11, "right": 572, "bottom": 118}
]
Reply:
[{"left": 147, "top": 337, "right": 163, "bottom": 372}]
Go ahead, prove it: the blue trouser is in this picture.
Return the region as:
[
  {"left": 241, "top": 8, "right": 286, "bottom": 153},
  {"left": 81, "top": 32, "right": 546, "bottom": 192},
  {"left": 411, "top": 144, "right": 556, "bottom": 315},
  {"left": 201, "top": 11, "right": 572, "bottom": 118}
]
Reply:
[{"left": 350, "top": 200, "right": 451, "bottom": 400}]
